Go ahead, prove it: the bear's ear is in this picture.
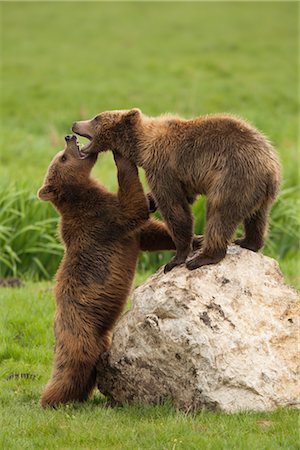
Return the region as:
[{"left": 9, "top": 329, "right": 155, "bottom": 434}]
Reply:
[
  {"left": 125, "top": 108, "right": 141, "bottom": 122},
  {"left": 37, "top": 184, "right": 55, "bottom": 202}
]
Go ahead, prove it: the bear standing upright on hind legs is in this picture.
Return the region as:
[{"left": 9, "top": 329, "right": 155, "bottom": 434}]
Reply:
[
  {"left": 38, "top": 135, "right": 176, "bottom": 407},
  {"left": 73, "top": 109, "right": 281, "bottom": 272}
]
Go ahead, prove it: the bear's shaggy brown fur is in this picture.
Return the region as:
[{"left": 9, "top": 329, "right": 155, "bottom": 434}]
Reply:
[
  {"left": 73, "top": 109, "right": 281, "bottom": 272},
  {"left": 38, "top": 135, "right": 175, "bottom": 408}
]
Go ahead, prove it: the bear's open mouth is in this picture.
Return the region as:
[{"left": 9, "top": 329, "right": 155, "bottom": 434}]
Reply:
[
  {"left": 80, "top": 139, "right": 93, "bottom": 154},
  {"left": 71, "top": 121, "right": 95, "bottom": 154},
  {"left": 74, "top": 137, "right": 90, "bottom": 159},
  {"left": 76, "top": 136, "right": 93, "bottom": 154},
  {"left": 72, "top": 129, "right": 94, "bottom": 154}
]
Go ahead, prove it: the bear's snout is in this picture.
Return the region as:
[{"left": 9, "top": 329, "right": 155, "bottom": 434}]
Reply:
[
  {"left": 65, "top": 135, "right": 76, "bottom": 142},
  {"left": 71, "top": 120, "right": 94, "bottom": 142}
]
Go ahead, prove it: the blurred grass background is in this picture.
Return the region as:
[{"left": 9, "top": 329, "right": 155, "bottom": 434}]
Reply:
[
  {"left": 1, "top": 2, "right": 299, "bottom": 287},
  {"left": 1, "top": 3, "right": 299, "bottom": 448}
]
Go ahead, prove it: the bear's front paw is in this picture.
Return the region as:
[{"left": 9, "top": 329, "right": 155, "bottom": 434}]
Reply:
[
  {"left": 164, "top": 256, "right": 185, "bottom": 273},
  {"left": 186, "top": 250, "right": 225, "bottom": 270}
]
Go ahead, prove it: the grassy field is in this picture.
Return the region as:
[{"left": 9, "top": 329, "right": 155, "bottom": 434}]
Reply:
[
  {"left": 0, "top": 282, "right": 299, "bottom": 450},
  {"left": 1, "top": 1, "right": 299, "bottom": 286},
  {"left": 1, "top": 2, "right": 299, "bottom": 449}
]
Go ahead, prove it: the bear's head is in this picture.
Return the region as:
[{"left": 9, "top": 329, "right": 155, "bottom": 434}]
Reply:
[
  {"left": 72, "top": 108, "right": 141, "bottom": 155},
  {"left": 38, "top": 135, "right": 97, "bottom": 203}
]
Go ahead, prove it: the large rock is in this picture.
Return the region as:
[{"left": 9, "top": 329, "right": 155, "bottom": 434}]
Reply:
[{"left": 97, "top": 246, "right": 300, "bottom": 413}]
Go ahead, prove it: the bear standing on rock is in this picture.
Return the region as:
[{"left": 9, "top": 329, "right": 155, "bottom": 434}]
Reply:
[
  {"left": 38, "top": 135, "right": 175, "bottom": 407},
  {"left": 73, "top": 109, "right": 281, "bottom": 272}
]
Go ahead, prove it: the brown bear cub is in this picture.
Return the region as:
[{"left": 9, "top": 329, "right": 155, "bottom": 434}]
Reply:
[
  {"left": 73, "top": 109, "right": 281, "bottom": 272},
  {"left": 38, "top": 135, "right": 175, "bottom": 408}
]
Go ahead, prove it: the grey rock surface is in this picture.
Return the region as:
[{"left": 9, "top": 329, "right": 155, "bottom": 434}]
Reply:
[{"left": 97, "top": 246, "right": 300, "bottom": 412}]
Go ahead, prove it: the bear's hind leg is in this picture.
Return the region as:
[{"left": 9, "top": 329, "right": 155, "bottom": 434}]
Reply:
[
  {"left": 41, "top": 360, "right": 97, "bottom": 408},
  {"left": 41, "top": 331, "right": 112, "bottom": 408},
  {"left": 235, "top": 203, "right": 269, "bottom": 252}
]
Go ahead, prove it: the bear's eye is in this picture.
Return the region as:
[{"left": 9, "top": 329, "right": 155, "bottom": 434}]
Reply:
[{"left": 61, "top": 155, "right": 67, "bottom": 162}]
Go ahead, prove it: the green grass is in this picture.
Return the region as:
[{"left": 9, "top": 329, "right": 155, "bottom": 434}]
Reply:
[
  {"left": 0, "top": 283, "right": 299, "bottom": 450},
  {"left": 1, "top": 2, "right": 298, "bottom": 184},
  {"left": 1, "top": 1, "right": 299, "bottom": 287},
  {"left": 1, "top": 183, "right": 299, "bottom": 288},
  {"left": 1, "top": 2, "right": 299, "bottom": 448}
]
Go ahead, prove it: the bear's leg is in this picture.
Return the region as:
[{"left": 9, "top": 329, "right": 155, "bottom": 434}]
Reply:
[
  {"left": 114, "top": 152, "right": 149, "bottom": 233},
  {"left": 235, "top": 203, "right": 269, "bottom": 252},
  {"left": 41, "top": 331, "right": 111, "bottom": 408},
  {"left": 186, "top": 201, "right": 239, "bottom": 270},
  {"left": 162, "top": 202, "right": 194, "bottom": 273},
  {"left": 41, "top": 355, "right": 97, "bottom": 408},
  {"left": 192, "top": 235, "right": 204, "bottom": 251},
  {"left": 146, "top": 178, "right": 194, "bottom": 272},
  {"left": 140, "top": 220, "right": 203, "bottom": 253},
  {"left": 139, "top": 219, "right": 176, "bottom": 251}
]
